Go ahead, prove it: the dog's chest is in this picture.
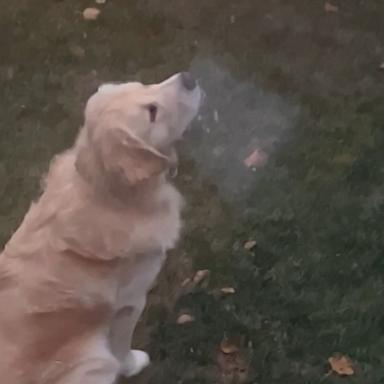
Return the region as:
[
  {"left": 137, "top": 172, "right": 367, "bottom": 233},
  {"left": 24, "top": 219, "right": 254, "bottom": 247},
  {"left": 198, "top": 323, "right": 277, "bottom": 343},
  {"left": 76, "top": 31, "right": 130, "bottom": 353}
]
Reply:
[
  {"left": 110, "top": 185, "right": 183, "bottom": 256},
  {"left": 114, "top": 251, "right": 166, "bottom": 310},
  {"left": 106, "top": 185, "right": 182, "bottom": 309}
]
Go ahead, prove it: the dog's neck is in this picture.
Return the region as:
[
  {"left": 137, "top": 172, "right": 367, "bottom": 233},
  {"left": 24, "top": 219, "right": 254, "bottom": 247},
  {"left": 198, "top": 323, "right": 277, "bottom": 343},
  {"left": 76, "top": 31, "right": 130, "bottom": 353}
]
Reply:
[{"left": 75, "top": 164, "right": 168, "bottom": 207}]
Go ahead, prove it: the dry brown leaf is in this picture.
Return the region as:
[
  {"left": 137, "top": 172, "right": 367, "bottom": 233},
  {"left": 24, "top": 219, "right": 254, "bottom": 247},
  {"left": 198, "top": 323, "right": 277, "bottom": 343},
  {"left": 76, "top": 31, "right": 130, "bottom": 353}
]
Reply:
[
  {"left": 328, "top": 355, "right": 354, "bottom": 376},
  {"left": 221, "top": 287, "right": 236, "bottom": 294},
  {"left": 220, "top": 337, "right": 240, "bottom": 354},
  {"left": 324, "top": 2, "right": 338, "bottom": 13},
  {"left": 177, "top": 313, "right": 195, "bottom": 324},
  {"left": 243, "top": 149, "right": 267, "bottom": 168},
  {"left": 244, "top": 240, "right": 257, "bottom": 250},
  {"left": 193, "top": 269, "right": 210, "bottom": 285},
  {"left": 83, "top": 7, "right": 100, "bottom": 20}
]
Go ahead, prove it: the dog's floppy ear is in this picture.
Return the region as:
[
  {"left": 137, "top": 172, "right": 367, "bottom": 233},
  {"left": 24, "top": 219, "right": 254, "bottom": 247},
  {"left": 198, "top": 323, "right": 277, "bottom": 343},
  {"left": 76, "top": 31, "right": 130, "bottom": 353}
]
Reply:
[{"left": 76, "top": 117, "right": 169, "bottom": 188}]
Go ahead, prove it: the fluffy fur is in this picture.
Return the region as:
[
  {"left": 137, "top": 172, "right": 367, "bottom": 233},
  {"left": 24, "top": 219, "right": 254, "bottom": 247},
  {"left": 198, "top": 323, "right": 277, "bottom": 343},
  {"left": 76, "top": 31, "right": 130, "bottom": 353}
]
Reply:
[{"left": 0, "top": 73, "right": 201, "bottom": 384}]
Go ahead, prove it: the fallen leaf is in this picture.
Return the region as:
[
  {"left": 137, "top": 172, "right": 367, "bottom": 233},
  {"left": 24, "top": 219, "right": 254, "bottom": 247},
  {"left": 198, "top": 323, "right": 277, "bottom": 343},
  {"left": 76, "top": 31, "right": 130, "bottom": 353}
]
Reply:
[
  {"left": 243, "top": 149, "right": 267, "bottom": 168},
  {"left": 324, "top": 2, "right": 338, "bottom": 13},
  {"left": 83, "top": 7, "right": 100, "bottom": 20},
  {"left": 221, "top": 287, "right": 236, "bottom": 294},
  {"left": 220, "top": 337, "right": 240, "bottom": 354},
  {"left": 177, "top": 313, "right": 195, "bottom": 324},
  {"left": 244, "top": 240, "right": 256, "bottom": 250},
  {"left": 328, "top": 355, "right": 354, "bottom": 376},
  {"left": 193, "top": 269, "right": 210, "bottom": 285}
]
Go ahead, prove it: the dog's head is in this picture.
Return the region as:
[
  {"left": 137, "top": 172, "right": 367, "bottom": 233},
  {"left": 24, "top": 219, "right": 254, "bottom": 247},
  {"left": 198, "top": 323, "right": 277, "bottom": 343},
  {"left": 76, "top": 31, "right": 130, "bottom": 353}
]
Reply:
[{"left": 76, "top": 72, "right": 201, "bottom": 189}]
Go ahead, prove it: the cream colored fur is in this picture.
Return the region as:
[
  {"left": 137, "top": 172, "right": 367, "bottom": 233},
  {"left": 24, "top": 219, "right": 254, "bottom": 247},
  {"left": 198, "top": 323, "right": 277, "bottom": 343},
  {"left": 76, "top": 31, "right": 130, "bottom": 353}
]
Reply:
[{"left": 0, "top": 73, "right": 201, "bottom": 384}]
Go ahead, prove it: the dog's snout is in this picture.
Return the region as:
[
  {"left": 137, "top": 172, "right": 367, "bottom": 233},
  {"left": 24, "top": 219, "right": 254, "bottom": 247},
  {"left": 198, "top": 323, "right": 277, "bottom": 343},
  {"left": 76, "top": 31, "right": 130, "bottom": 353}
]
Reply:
[{"left": 180, "top": 72, "right": 197, "bottom": 91}]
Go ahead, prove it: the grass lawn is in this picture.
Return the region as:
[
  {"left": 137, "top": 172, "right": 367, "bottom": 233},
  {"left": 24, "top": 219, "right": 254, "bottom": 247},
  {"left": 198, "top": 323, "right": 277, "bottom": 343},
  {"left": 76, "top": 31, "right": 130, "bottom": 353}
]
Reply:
[{"left": 1, "top": 1, "right": 384, "bottom": 383}]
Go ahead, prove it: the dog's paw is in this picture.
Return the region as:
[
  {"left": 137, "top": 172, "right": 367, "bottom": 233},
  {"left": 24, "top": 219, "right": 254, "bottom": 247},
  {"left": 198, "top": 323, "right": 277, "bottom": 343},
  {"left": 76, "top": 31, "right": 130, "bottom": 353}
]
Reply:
[{"left": 120, "top": 350, "right": 150, "bottom": 378}]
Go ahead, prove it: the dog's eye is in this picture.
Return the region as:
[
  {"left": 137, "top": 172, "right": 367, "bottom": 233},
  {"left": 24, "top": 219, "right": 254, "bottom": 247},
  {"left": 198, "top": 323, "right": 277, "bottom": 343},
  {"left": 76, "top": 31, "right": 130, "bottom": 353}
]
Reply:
[{"left": 147, "top": 104, "right": 157, "bottom": 123}]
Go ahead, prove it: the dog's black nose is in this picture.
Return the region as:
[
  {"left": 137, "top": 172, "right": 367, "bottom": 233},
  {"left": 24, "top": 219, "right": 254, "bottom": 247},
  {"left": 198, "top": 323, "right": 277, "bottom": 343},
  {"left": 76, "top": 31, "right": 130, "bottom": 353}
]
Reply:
[{"left": 180, "top": 72, "right": 197, "bottom": 91}]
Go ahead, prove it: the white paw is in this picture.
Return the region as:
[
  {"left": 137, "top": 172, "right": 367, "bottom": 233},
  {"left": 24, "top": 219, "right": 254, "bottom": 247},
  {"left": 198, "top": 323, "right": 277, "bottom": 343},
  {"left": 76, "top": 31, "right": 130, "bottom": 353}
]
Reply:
[{"left": 120, "top": 350, "right": 150, "bottom": 378}]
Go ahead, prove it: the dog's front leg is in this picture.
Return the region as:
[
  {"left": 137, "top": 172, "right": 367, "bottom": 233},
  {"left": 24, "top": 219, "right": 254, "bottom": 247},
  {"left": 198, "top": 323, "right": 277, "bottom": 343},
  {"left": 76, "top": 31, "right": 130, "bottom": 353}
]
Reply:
[
  {"left": 109, "top": 250, "right": 166, "bottom": 377},
  {"left": 109, "top": 298, "right": 149, "bottom": 378}
]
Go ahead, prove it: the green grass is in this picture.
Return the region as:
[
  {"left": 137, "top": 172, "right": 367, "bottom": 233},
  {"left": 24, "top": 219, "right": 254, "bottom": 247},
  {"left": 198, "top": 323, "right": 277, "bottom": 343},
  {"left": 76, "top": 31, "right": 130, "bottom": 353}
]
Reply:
[{"left": 1, "top": 1, "right": 384, "bottom": 383}]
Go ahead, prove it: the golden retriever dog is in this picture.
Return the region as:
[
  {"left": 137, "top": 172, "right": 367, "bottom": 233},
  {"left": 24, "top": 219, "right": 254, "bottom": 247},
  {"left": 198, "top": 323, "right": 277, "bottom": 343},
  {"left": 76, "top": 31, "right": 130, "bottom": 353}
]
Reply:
[{"left": 0, "top": 72, "right": 201, "bottom": 384}]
